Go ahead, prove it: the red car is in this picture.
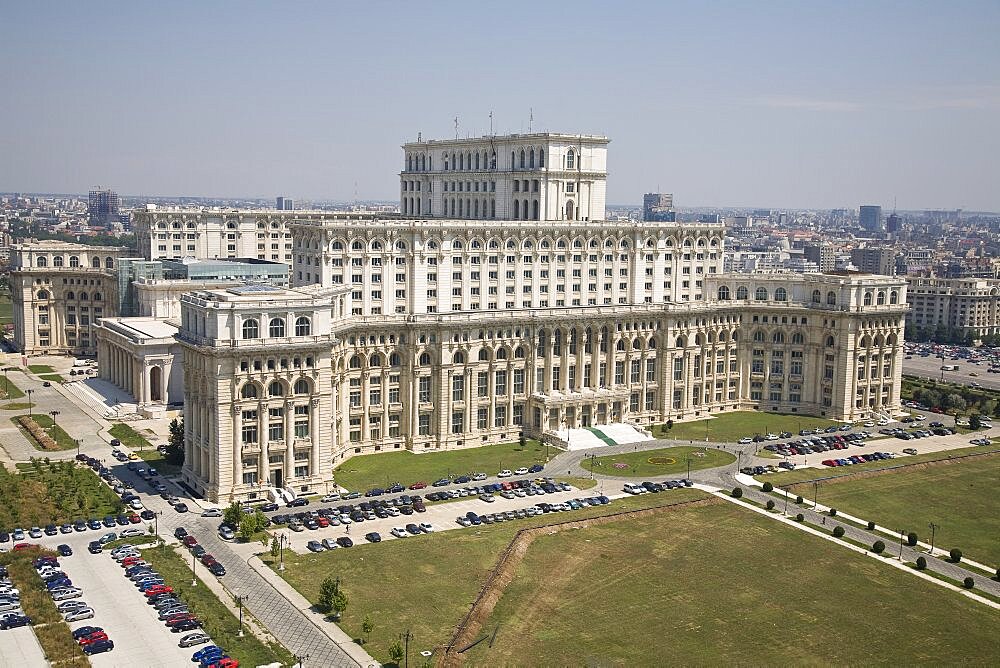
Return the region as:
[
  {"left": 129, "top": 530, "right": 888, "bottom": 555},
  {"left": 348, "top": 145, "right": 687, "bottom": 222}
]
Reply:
[
  {"left": 821, "top": 459, "right": 835, "bottom": 467},
  {"left": 182, "top": 536, "right": 198, "bottom": 547},
  {"left": 209, "top": 658, "right": 239, "bottom": 668},
  {"left": 408, "top": 482, "right": 427, "bottom": 490},
  {"left": 316, "top": 517, "right": 329, "bottom": 528},
  {"left": 13, "top": 543, "right": 35, "bottom": 551},
  {"left": 121, "top": 556, "right": 142, "bottom": 566},
  {"left": 128, "top": 514, "right": 142, "bottom": 524},
  {"left": 144, "top": 585, "right": 173, "bottom": 597},
  {"left": 165, "top": 614, "right": 197, "bottom": 626},
  {"left": 200, "top": 554, "right": 216, "bottom": 566},
  {"left": 79, "top": 632, "right": 109, "bottom": 646}
]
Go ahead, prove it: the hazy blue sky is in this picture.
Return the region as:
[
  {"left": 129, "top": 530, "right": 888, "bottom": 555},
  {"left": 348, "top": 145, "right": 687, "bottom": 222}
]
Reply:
[{"left": 2, "top": 1, "right": 998, "bottom": 210}]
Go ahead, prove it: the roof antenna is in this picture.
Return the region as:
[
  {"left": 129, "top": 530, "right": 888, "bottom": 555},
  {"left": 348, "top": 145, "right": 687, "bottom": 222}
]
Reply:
[
  {"left": 489, "top": 111, "right": 494, "bottom": 136},
  {"left": 454, "top": 116, "right": 459, "bottom": 139},
  {"left": 528, "top": 108, "right": 533, "bottom": 132}
]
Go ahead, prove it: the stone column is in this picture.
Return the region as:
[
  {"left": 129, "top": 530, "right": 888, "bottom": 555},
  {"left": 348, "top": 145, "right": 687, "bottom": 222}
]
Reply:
[{"left": 284, "top": 398, "right": 294, "bottom": 486}]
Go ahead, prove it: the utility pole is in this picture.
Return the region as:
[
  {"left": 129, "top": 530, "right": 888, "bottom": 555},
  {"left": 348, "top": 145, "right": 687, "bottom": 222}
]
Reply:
[
  {"left": 191, "top": 549, "right": 197, "bottom": 586},
  {"left": 686, "top": 457, "right": 691, "bottom": 480},
  {"left": 236, "top": 593, "right": 250, "bottom": 636},
  {"left": 928, "top": 522, "right": 938, "bottom": 557},
  {"left": 76, "top": 439, "right": 80, "bottom": 458}
]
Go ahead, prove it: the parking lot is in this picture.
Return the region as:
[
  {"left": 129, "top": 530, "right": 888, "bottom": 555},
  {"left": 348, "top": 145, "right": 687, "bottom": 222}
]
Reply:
[{"left": 0, "top": 624, "right": 46, "bottom": 665}]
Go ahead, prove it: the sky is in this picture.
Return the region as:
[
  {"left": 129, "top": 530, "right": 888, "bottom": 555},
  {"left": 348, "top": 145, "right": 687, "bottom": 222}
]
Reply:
[{"left": 1, "top": 1, "right": 998, "bottom": 211}]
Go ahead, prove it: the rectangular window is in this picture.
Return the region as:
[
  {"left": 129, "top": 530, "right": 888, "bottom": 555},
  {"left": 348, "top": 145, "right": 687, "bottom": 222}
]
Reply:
[
  {"left": 294, "top": 465, "right": 309, "bottom": 478},
  {"left": 451, "top": 411, "right": 464, "bottom": 434},
  {"left": 631, "top": 360, "right": 641, "bottom": 384},
  {"left": 294, "top": 405, "right": 309, "bottom": 438},
  {"left": 418, "top": 376, "right": 431, "bottom": 402},
  {"left": 418, "top": 414, "right": 431, "bottom": 436},
  {"left": 552, "top": 367, "right": 561, "bottom": 389},
  {"left": 349, "top": 390, "right": 361, "bottom": 407},
  {"left": 452, "top": 374, "right": 464, "bottom": 401},
  {"left": 495, "top": 405, "right": 507, "bottom": 427},
  {"left": 478, "top": 371, "right": 489, "bottom": 397},
  {"left": 646, "top": 358, "right": 656, "bottom": 382},
  {"left": 241, "top": 410, "right": 258, "bottom": 444},
  {"left": 388, "top": 387, "right": 400, "bottom": 404},
  {"left": 477, "top": 408, "right": 489, "bottom": 429},
  {"left": 369, "top": 388, "right": 381, "bottom": 405},
  {"left": 673, "top": 357, "right": 684, "bottom": 381},
  {"left": 495, "top": 370, "right": 507, "bottom": 395},
  {"left": 513, "top": 369, "right": 524, "bottom": 394},
  {"left": 615, "top": 361, "right": 625, "bottom": 385}
]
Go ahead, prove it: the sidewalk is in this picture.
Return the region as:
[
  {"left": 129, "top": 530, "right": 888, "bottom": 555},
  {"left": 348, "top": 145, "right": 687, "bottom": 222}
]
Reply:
[{"left": 246, "top": 555, "right": 379, "bottom": 668}]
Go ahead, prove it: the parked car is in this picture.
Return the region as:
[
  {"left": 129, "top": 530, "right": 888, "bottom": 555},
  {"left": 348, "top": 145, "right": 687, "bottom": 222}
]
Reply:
[
  {"left": 180, "top": 633, "right": 213, "bottom": 648},
  {"left": 306, "top": 540, "right": 325, "bottom": 553},
  {"left": 65, "top": 607, "right": 95, "bottom": 622},
  {"left": 0, "top": 614, "right": 31, "bottom": 629},
  {"left": 336, "top": 536, "right": 354, "bottom": 548},
  {"left": 218, "top": 527, "right": 235, "bottom": 541},
  {"left": 57, "top": 544, "right": 73, "bottom": 557},
  {"left": 83, "top": 639, "right": 114, "bottom": 655}
]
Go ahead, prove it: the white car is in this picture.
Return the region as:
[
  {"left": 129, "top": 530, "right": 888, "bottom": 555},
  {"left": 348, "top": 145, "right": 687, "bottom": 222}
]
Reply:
[
  {"left": 218, "top": 527, "right": 235, "bottom": 541},
  {"left": 390, "top": 527, "right": 408, "bottom": 538},
  {"left": 623, "top": 483, "right": 646, "bottom": 495},
  {"left": 338, "top": 515, "right": 352, "bottom": 525},
  {"left": 915, "top": 415, "right": 926, "bottom": 421},
  {"left": 472, "top": 473, "right": 487, "bottom": 481},
  {"left": 737, "top": 437, "right": 752, "bottom": 444},
  {"left": 0, "top": 601, "right": 21, "bottom": 614},
  {"left": 764, "top": 433, "right": 779, "bottom": 441},
  {"left": 513, "top": 467, "right": 529, "bottom": 476},
  {"left": 497, "top": 469, "right": 513, "bottom": 478},
  {"left": 129, "top": 499, "right": 143, "bottom": 510},
  {"left": 321, "top": 493, "right": 341, "bottom": 503},
  {"left": 120, "top": 528, "right": 145, "bottom": 538},
  {"left": 456, "top": 517, "right": 472, "bottom": 527},
  {"left": 419, "top": 522, "right": 434, "bottom": 533},
  {"left": 201, "top": 508, "right": 223, "bottom": 518},
  {"left": 863, "top": 421, "right": 875, "bottom": 427},
  {"left": 64, "top": 607, "right": 95, "bottom": 622},
  {"left": 50, "top": 588, "right": 82, "bottom": 601}
]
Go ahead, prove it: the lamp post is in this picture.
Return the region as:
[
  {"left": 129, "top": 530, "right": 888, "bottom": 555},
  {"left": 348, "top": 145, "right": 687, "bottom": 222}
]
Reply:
[
  {"left": 191, "top": 548, "right": 197, "bottom": 586},
  {"left": 400, "top": 628, "right": 412, "bottom": 668},
  {"left": 813, "top": 481, "right": 819, "bottom": 510},
  {"left": 898, "top": 529, "right": 905, "bottom": 560},
  {"left": 49, "top": 410, "right": 60, "bottom": 427},
  {"left": 294, "top": 653, "right": 310, "bottom": 668},
  {"left": 279, "top": 533, "right": 288, "bottom": 571},
  {"left": 686, "top": 457, "right": 691, "bottom": 480},
  {"left": 75, "top": 438, "right": 80, "bottom": 458},
  {"left": 928, "top": 522, "right": 938, "bottom": 557},
  {"left": 236, "top": 593, "right": 250, "bottom": 637},
  {"left": 782, "top": 486, "right": 789, "bottom": 516},
  {"left": 26, "top": 389, "right": 33, "bottom": 416}
]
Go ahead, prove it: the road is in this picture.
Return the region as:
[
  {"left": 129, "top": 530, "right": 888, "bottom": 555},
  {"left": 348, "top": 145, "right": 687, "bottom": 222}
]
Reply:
[{"left": 902, "top": 355, "right": 1000, "bottom": 390}]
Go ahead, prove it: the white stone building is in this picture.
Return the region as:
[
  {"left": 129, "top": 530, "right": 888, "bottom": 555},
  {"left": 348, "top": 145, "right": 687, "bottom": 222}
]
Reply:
[
  {"left": 94, "top": 317, "right": 183, "bottom": 416},
  {"left": 906, "top": 276, "right": 1000, "bottom": 339}
]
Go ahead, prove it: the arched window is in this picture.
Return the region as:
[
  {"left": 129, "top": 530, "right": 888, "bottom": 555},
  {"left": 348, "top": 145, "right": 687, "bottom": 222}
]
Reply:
[
  {"left": 566, "top": 149, "right": 575, "bottom": 169},
  {"left": 349, "top": 355, "right": 362, "bottom": 369},
  {"left": 453, "top": 351, "right": 465, "bottom": 364},
  {"left": 736, "top": 286, "right": 749, "bottom": 300},
  {"left": 514, "top": 200, "right": 520, "bottom": 219},
  {"left": 69, "top": 256, "right": 80, "bottom": 267},
  {"left": 529, "top": 148, "right": 535, "bottom": 168},
  {"left": 775, "top": 287, "right": 787, "bottom": 301},
  {"left": 242, "top": 319, "right": 259, "bottom": 339},
  {"left": 773, "top": 332, "right": 785, "bottom": 344},
  {"left": 91, "top": 257, "right": 101, "bottom": 268},
  {"left": 753, "top": 331, "right": 765, "bottom": 342},
  {"left": 478, "top": 348, "right": 490, "bottom": 361},
  {"left": 93, "top": 292, "right": 101, "bottom": 302},
  {"left": 755, "top": 287, "right": 768, "bottom": 301},
  {"left": 675, "top": 336, "right": 686, "bottom": 348},
  {"left": 268, "top": 381, "right": 285, "bottom": 397},
  {"left": 791, "top": 332, "right": 804, "bottom": 345},
  {"left": 369, "top": 353, "right": 382, "bottom": 367},
  {"left": 876, "top": 291, "right": 886, "bottom": 305},
  {"left": 825, "top": 335, "right": 835, "bottom": 347},
  {"left": 514, "top": 346, "right": 524, "bottom": 358},
  {"left": 538, "top": 149, "right": 544, "bottom": 167},
  {"left": 53, "top": 256, "right": 63, "bottom": 267},
  {"left": 241, "top": 383, "right": 258, "bottom": 399},
  {"left": 717, "top": 286, "right": 730, "bottom": 300},
  {"left": 863, "top": 292, "right": 873, "bottom": 306},
  {"left": 389, "top": 352, "right": 401, "bottom": 366},
  {"left": 826, "top": 291, "right": 837, "bottom": 305},
  {"left": 294, "top": 379, "right": 310, "bottom": 394},
  {"left": 419, "top": 352, "right": 431, "bottom": 365},
  {"left": 295, "top": 317, "right": 311, "bottom": 336},
  {"left": 37, "top": 289, "right": 49, "bottom": 300},
  {"left": 811, "top": 289, "right": 821, "bottom": 303},
  {"left": 269, "top": 318, "right": 285, "bottom": 337},
  {"left": 79, "top": 291, "right": 88, "bottom": 301},
  {"left": 66, "top": 291, "right": 75, "bottom": 300},
  {"left": 889, "top": 290, "right": 899, "bottom": 304},
  {"left": 519, "top": 150, "right": 525, "bottom": 168},
  {"left": 632, "top": 338, "right": 642, "bottom": 350},
  {"left": 36, "top": 257, "right": 47, "bottom": 267},
  {"left": 496, "top": 348, "right": 507, "bottom": 360},
  {"left": 490, "top": 151, "right": 496, "bottom": 169}
]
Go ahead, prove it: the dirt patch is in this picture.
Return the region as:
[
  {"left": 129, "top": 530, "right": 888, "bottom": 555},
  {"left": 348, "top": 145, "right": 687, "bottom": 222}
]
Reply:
[
  {"left": 786, "top": 451, "right": 999, "bottom": 495},
  {"left": 440, "top": 496, "right": 720, "bottom": 667}
]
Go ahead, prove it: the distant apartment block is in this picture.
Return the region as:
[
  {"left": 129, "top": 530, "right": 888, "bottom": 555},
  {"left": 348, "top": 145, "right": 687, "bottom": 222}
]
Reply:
[
  {"left": 906, "top": 277, "right": 1000, "bottom": 339},
  {"left": 276, "top": 197, "right": 295, "bottom": 211},
  {"left": 803, "top": 243, "right": 836, "bottom": 273},
  {"left": 642, "top": 193, "right": 675, "bottom": 221},
  {"left": 851, "top": 247, "right": 896, "bottom": 275},
  {"left": 88, "top": 188, "right": 120, "bottom": 226},
  {"left": 859, "top": 205, "right": 883, "bottom": 233}
]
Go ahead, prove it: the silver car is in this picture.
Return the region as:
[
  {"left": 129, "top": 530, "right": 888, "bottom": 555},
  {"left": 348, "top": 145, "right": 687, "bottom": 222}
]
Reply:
[
  {"left": 56, "top": 600, "right": 88, "bottom": 613},
  {"left": 64, "top": 607, "right": 95, "bottom": 622},
  {"left": 178, "top": 632, "right": 211, "bottom": 648}
]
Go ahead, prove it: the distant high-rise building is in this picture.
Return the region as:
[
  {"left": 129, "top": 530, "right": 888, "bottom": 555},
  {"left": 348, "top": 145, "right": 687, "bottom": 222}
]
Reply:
[
  {"left": 803, "top": 243, "right": 836, "bottom": 273},
  {"left": 859, "top": 205, "right": 883, "bottom": 233},
  {"left": 851, "top": 246, "right": 896, "bottom": 275},
  {"left": 642, "top": 193, "right": 674, "bottom": 221},
  {"left": 886, "top": 213, "right": 901, "bottom": 233},
  {"left": 276, "top": 197, "right": 295, "bottom": 211},
  {"left": 88, "top": 188, "right": 120, "bottom": 226}
]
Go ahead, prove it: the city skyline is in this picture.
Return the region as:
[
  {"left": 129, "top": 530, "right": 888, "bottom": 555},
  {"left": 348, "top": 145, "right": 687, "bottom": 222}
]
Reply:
[{"left": 1, "top": 2, "right": 998, "bottom": 210}]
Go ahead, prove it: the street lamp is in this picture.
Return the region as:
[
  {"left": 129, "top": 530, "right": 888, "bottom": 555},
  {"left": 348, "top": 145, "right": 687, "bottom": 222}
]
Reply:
[
  {"left": 686, "top": 457, "right": 691, "bottom": 480},
  {"left": 782, "top": 486, "right": 789, "bottom": 516},
  {"left": 236, "top": 593, "right": 251, "bottom": 637},
  {"left": 279, "top": 533, "right": 288, "bottom": 571},
  {"left": 928, "top": 522, "right": 938, "bottom": 557},
  {"left": 75, "top": 438, "right": 80, "bottom": 458},
  {"left": 49, "top": 410, "right": 60, "bottom": 427},
  {"left": 813, "top": 481, "right": 819, "bottom": 510},
  {"left": 191, "top": 548, "right": 198, "bottom": 587},
  {"left": 26, "top": 389, "right": 33, "bottom": 416},
  {"left": 294, "top": 653, "right": 310, "bottom": 668},
  {"left": 898, "top": 529, "right": 905, "bottom": 560}
]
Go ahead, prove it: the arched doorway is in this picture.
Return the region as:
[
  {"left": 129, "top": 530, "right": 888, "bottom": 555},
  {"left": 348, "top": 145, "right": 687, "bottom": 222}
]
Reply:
[
  {"left": 565, "top": 200, "right": 575, "bottom": 220},
  {"left": 149, "top": 366, "right": 162, "bottom": 402}
]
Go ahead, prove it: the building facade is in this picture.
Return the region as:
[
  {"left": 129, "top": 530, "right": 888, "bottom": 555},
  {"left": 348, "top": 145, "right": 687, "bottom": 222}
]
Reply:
[
  {"left": 94, "top": 317, "right": 183, "bottom": 416},
  {"left": 10, "top": 241, "right": 130, "bottom": 355},
  {"left": 400, "top": 133, "right": 609, "bottom": 221},
  {"left": 906, "top": 277, "right": 1000, "bottom": 339},
  {"left": 859, "top": 205, "right": 883, "bottom": 233},
  {"left": 851, "top": 247, "right": 896, "bottom": 275}
]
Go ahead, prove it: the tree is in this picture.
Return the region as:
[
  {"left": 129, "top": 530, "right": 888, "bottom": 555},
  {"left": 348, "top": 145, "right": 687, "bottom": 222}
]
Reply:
[
  {"left": 361, "top": 614, "right": 374, "bottom": 645},
  {"left": 795, "top": 495, "right": 803, "bottom": 504},
  {"left": 829, "top": 508, "right": 837, "bottom": 517},
  {"left": 950, "top": 548, "right": 963, "bottom": 563},
  {"left": 963, "top": 577, "right": 975, "bottom": 589},
  {"left": 388, "top": 641, "right": 404, "bottom": 665},
  {"left": 253, "top": 509, "right": 268, "bottom": 531},
  {"left": 331, "top": 589, "right": 348, "bottom": 619},
  {"left": 872, "top": 540, "right": 886, "bottom": 554},
  {"left": 765, "top": 500, "right": 775, "bottom": 510},
  {"left": 270, "top": 536, "right": 280, "bottom": 558},
  {"left": 762, "top": 482, "right": 773, "bottom": 492},
  {"left": 166, "top": 418, "right": 185, "bottom": 465},
  {"left": 238, "top": 515, "right": 256, "bottom": 542},
  {"left": 833, "top": 526, "right": 845, "bottom": 537},
  {"left": 731, "top": 487, "right": 743, "bottom": 498},
  {"left": 944, "top": 393, "right": 967, "bottom": 413},
  {"left": 915, "top": 556, "right": 927, "bottom": 570},
  {"left": 969, "top": 414, "right": 982, "bottom": 430},
  {"left": 867, "top": 521, "right": 876, "bottom": 530},
  {"left": 795, "top": 513, "right": 804, "bottom": 522},
  {"left": 666, "top": 418, "right": 674, "bottom": 431},
  {"left": 317, "top": 576, "right": 340, "bottom": 614},
  {"left": 223, "top": 502, "right": 243, "bottom": 529},
  {"left": 907, "top": 532, "right": 918, "bottom": 547}
]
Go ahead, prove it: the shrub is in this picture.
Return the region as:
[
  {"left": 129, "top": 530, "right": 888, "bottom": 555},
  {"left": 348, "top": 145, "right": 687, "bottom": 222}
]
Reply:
[
  {"left": 829, "top": 508, "right": 837, "bottom": 517},
  {"left": 995, "top": 567, "right": 1000, "bottom": 581},
  {"left": 872, "top": 540, "right": 886, "bottom": 554},
  {"left": 950, "top": 548, "right": 963, "bottom": 563},
  {"left": 765, "top": 500, "right": 775, "bottom": 510},
  {"left": 795, "top": 495, "right": 803, "bottom": 504},
  {"left": 963, "top": 577, "right": 975, "bottom": 589},
  {"left": 795, "top": 513, "right": 804, "bottom": 522},
  {"left": 867, "top": 521, "right": 876, "bottom": 530},
  {"left": 907, "top": 532, "right": 918, "bottom": 547},
  {"left": 915, "top": 556, "right": 927, "bottom": 570},
  {"left": 731, "top": 487, "right": 743, "bottom": 499},
  {"left": 833, "top": 526, "right": 845, "bottom": 537},
  {"left": 762, "top": 482, "right": 773, "bottom": 492}
]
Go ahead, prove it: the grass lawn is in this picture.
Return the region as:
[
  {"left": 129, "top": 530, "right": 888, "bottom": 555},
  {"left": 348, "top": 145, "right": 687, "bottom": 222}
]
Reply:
[
  {"left": 136, "top": 448, "right": 182, "bottom": 476},
  {"left": 0, "top": 297, "right": 12, "bottom": 326},
  {"left": 27, "top": 364, "right": 55, "bottom": 374},
  {"left": 580, "top": 445, "right": 735, "bottom": 477},
  {"left": 38, "top": 373, "right": 64, "bottom": 383},
  {"left": 762, "top": 445, "right": 1000, "bottom": 487},
  {"left": 0, "top": 459, "right": 124, "bottom": 529},
  {"left": 334, "top": 439, "right": 551, "bottom": 492},
  {"left": 0, "top": 374, "right": 25, "bottom": 399},
  {"left": 652, "top": 410, "right": 841, "bottom": 443},
  {"left": 141, "top": 546, "right": 294, "bottom": 667},
  {"left": 268, "top": 488, "right": 707, "bottom": 664},
  {"left": 462, "top": 502, "right": 1000, "bottom": 666},
  {"left": 12, "top": 413, "right": 78, "bottom": 451},
  {"left": 109, "top": 422, "right": 155, "bottom": 449},
  {"left": 786, "top": 452, "right": 1000, "bottom": 566}
]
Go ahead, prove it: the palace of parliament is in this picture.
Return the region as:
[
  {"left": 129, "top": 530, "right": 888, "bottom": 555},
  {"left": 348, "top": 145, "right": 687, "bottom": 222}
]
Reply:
[{"left": 11, "top": 131, "right": 908, "bottom": 503}]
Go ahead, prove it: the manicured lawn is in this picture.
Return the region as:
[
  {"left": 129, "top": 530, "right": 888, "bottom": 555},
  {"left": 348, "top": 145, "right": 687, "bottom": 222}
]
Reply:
[
  {"left": 268, "top": 489, "right": 707, "bottom": 664},
  {"left": 12, "top": 413, "right": 78, "bottom": 451},
  {"left": 652, "top": 410, "right": 841, "bottom": 443},
  {"left": 38, "top": 373, "right": 64, "bottom": 383},
  {"left": 0, "top": 374, "right": 25, "bottom": 399},
  {"left": 136, "top": 448, "right": 182, "bottom": 476},
  {"left": 0, "top": 297, "right": 12, "bottom": 325},
  {"left": 761, "top": 445, "right": 1000, "bottom": 487},
  {"left": 580, "top": 445, "right": 735, "bottom": 477},
  {"left": 462, "top": 502, "right": 1000, "bottom": 666},
  {"left": 0, "top": 459, "right": 124, "bottom": 529},
  {"left": 787, "top": 452, "right": 1000, "bottom": 566},
  {"left": 27, "top": 364, "right": 55, "bottom": 374},
  {"left": 109, "top": 422, "right": 154, "bottom": 450},
  {"left": 334, "top": 439, "right": 551, "bottom": 492},
  {"left": 141, "top": 546, "right": 294, "bottom": 667}
]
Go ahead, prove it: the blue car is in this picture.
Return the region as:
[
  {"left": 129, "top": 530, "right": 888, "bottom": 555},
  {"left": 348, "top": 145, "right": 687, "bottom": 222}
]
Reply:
[
  {"left": 46, "top": 579, "right": 72, "bottom": 590},
  {"left": 193, "top": 645, "right": 224, "bottom": 662},
  {"left": 198, "top": 651, "right": 227, "bottom": 666},
  {"left": 528, "top": 464, "right": 545, "bottom": 473}
]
